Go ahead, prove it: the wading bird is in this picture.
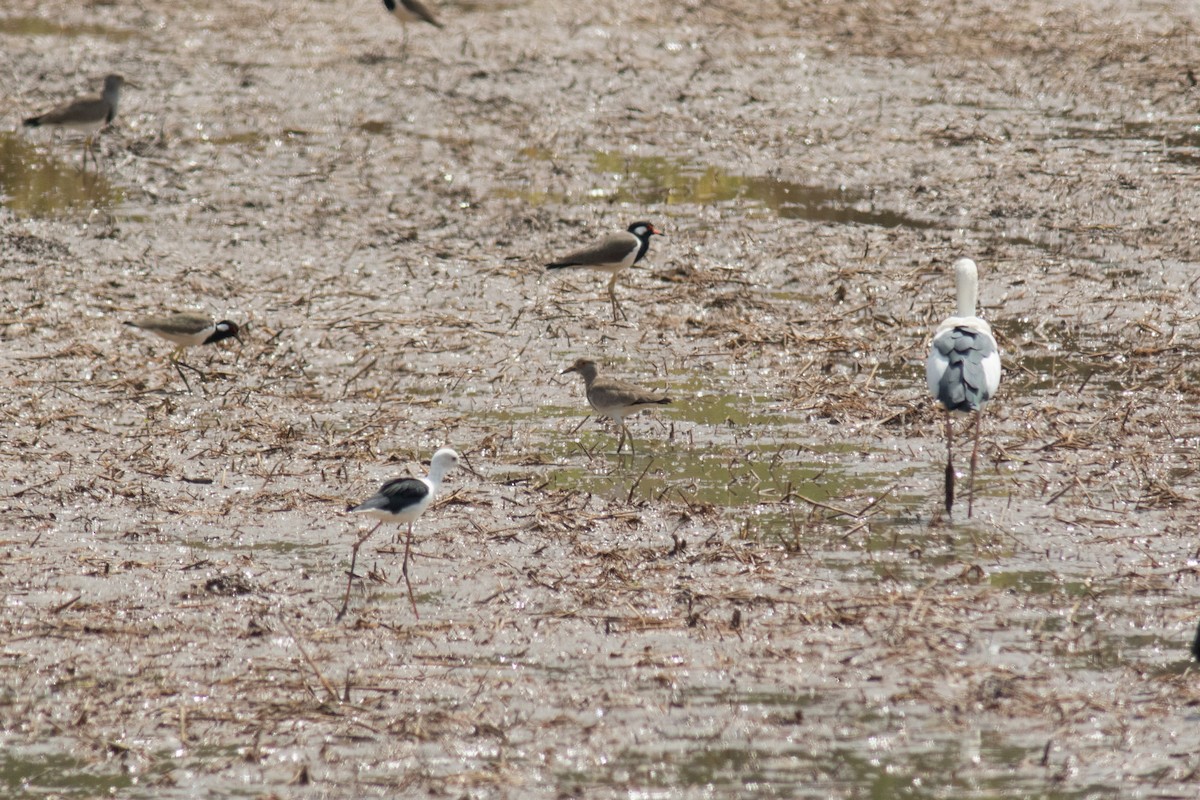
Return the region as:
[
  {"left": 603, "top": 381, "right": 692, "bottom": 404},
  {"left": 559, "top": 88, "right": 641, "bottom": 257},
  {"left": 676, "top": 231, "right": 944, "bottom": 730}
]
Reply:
[
  {"left": 124, "top": 313, "right": 241, "bottom": 392},
  {"left": 546, "top": 222, "right": 663, "bottom": 321},
  {"left": 24, "top": 74, "right": 129, "bottom": 169},
  {"left": 926, "top": 258, "right": 1001, "bottom": 517},
  {"left": 561, "top": 358, "right": 671, "bottom": 455},
  {"left": 338, "top": 447, "right": 460, "bottom": 620}
]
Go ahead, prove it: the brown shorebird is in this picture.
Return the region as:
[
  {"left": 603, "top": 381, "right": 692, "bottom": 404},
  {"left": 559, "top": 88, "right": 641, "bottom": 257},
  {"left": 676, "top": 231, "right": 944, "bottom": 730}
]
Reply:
[
  {"left": 546, "top": 222, "right": 663, "bottom": 321},
  {"left": 24, "top": 74, "right": 128, "bottom": 169},
  {"left": 925, "top": 258, "right": 1002, "bottom": 518},
  {"left": 124, "top": 313, "right": 241, "bottom": 391},
  {"left": 338, "top": 447, "right": 460, "bottom": 621},
  {"left": 561, "top": 358, "right": 671, "bottom": 454}
]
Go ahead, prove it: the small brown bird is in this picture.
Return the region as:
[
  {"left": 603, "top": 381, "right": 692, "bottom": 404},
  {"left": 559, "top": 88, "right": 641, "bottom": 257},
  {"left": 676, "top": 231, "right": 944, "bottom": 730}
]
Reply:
[
  {"left": 546, "top": 222, "right": 663, "bottom": 321},
  {"left": 561, "top": 358, "right": 671, "bottom": 455},
  {"left": 24, "top": 74, "right": 128, "bottom": 169},
  {"left": 124, "top": 313, "right": 241, "bottom": 391}
]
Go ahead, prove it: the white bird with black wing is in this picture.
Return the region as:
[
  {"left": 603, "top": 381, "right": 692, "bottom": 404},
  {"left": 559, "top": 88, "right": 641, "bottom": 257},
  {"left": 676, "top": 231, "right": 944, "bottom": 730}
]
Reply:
[
  {"left": 337, "top": 447, "right": 460, "bottom": 620},
  {"left": 926, "top": 258, "right": 1002, "bottom": 518}
]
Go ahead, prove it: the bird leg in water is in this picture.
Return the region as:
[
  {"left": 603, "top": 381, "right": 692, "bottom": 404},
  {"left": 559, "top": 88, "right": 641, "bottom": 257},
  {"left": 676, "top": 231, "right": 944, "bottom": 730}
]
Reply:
[
  {"left": 400, "top": 522, "right": 419, "bottom": 619},
  {"left": 944, "top": 412, "right": 955, "bottom": 515},
  {"left": 968, "top": 410, "right": 983, "bottom": 519},
  {"left": 337, "top": 520, "right": 383, "bottom": 620}
]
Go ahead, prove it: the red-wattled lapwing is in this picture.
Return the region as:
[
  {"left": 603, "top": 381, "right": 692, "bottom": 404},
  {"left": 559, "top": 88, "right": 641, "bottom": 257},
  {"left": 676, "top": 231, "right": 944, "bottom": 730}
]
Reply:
[
  {"left": 561, "top": 358, "right": 671, "bottom": 455},
  {"left": 24, "top": 74, "right": 128, "bottom": 169},
  {"left": 124, "top": 313, "right": 241, "bottom": 392},
  {"left": 546, "top": 222, "right": 663, "bottom": 321},
  {"left": 926, "top": 258, "right": 1002, "bottom": 518},
  {"left": 338, "top": 447, "right": 460, "bottom": 620}
]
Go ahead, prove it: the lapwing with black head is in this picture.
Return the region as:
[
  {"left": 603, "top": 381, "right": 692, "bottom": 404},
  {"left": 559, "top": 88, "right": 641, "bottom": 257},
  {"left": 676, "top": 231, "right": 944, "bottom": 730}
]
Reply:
[
  {"left": 124, "top": 312, "right": 241, "bottom": 392},
  {"left": 24, "top": 74, "right": 129, "bottom": 170},
  {"left": 561, "top": 358, "right": 671, "bottom": 456},
  {"left": 338, "top": 447, "right": 460, "bottom": 620},
  {"left": 546, "top": 222, "right": 663, "bottom": 321},
  {"left": 926, "top": 258, "right": 1002, "bottom": 518}
]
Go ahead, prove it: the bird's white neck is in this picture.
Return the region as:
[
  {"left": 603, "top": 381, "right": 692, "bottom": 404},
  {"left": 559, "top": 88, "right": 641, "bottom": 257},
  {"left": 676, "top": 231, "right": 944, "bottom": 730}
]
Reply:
[{"left": 954, "top": 258, "right": 979, "bottom": 318}]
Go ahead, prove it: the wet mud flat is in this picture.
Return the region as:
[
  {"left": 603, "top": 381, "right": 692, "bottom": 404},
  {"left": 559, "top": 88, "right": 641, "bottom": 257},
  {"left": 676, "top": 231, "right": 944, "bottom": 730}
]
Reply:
[{"left": 3, "top": 0, "right": 1200, "bottom": 796}]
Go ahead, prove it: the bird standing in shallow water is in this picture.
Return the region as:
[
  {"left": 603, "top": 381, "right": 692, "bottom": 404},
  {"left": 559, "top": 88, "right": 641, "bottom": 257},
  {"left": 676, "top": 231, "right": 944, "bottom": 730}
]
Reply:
[
  {"left": 338, "top": 447, "right": 460, "bottom": 620},
  {"left": 926, "top": 258, "right": 1002, "bottom": 518},
  {"left": 24, "top": 74, "right": 128, "bottom": 170},
  {"left": 561, "top": 358, "right": 671, "bottom": 455},
  {"left": 124, "top": 313, "right": 241, "bottom": 392},
  {"left": 546, "top": 222, "right": 663, "bottom": 321}
]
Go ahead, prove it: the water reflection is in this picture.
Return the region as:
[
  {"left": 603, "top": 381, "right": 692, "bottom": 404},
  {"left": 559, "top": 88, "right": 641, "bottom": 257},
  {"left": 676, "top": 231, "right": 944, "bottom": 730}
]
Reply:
[
  {"left": 589, "top": 150, "right": 935, "bottom": 229},
  {"left": 502, "top": 148, "right": 936, "bottom": 230},
  {"left": 0, "top": 132, "right": 123, "bottom": 218}
]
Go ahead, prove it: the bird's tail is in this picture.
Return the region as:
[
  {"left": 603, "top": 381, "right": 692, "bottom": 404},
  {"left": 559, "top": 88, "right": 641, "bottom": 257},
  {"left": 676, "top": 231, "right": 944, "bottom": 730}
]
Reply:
[
  {"left": 655, "top": 397, "right": 672, "bottom": 405},
  {"left": 23, "top": 116, "right": 42, "bottom": 128}
]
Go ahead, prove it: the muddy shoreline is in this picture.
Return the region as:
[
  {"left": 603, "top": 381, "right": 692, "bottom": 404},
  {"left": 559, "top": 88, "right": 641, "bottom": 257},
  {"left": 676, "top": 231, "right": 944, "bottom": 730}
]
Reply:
[{"left": 2, "top": 0, "right": 1200, "bottom": 797}]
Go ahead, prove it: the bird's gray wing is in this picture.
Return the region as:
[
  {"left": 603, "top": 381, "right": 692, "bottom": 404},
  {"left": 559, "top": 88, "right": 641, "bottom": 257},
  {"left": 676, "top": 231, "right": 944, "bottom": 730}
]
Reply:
[
  {"left": 547, "top": 232, "right": 638, "bottom": 268},
  {"left": 36, "top": 97, "right": 109, "bottom": 125},
  {"left": 933, "top": 328, "right": 996, "bottom": 411},
  {"left": 128, "top": 313, "right": 212, "bottom": 336},
  {"left": 590, "top": 378, "right": 671, "bottom": 409}
]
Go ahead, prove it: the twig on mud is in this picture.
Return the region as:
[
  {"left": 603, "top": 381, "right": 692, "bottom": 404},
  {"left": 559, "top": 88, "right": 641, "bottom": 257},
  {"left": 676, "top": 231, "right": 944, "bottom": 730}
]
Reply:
[
  {"left": 856, "top": 486, "right": 895, "bottom": 517},
  {"left": 279, "top": 619, "right": 340, "bottom": 704},
  {"left": 792, "top": 493, "right": 858, "bottom": 519},
  {"left": 627, "top": 457, "right": 655, "bottom": 505},
  {"left": 51, "top": 594, "right": 82, "bottom": 614}
]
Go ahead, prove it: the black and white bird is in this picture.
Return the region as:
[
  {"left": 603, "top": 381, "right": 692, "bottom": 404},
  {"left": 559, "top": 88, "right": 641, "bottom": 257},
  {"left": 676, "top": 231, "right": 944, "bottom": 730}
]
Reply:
[
  {"left": 382, "top": 0, "right": 442, "bottom": 55},
  {"left": 124, "top": 313, "right": 241, "bottom": 391},
  {"left": 561, "top": 358, "right": 671, "bottom": 455},
  {"left": 337, "top": 447, "right": 460, "bottom": 620},
  {"left": 926, "top": 258, "right": 1002, "bottom": 518},
  {"left": 546, "top": 222, "right": 663, "bottom": 321},
  {"left": 24, "top": 74, "right": 127, "bottom": 169}
]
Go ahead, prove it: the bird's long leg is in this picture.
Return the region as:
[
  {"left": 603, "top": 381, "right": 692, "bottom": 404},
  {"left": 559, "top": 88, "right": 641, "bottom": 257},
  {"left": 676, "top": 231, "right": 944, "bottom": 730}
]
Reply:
[
  {"left": 607, "top": 273, "right": 626, "bottom": 321},
  {"left": 968, "top": 410, "right": 983, "bottom": 519},
  {"left": 172, "top": 359, "right": 208, "bottom": 395},
  {"left": 401, "top": 521, "right": 420, "bottom": 619},
  {"left": 170, "top": 358, "right": 194, "bottom": 393},
  {"left": 614, "top": 420, "right": 627, "bottom": 456},
  {"left": 625, "top": 422, "right": 636, "bottom": 456},
  {"left": 944, "top": 411, "right": 955, "bottom": 516},
  {"left": 336, "top": 520, "right": 383, "bottom": 620}
]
